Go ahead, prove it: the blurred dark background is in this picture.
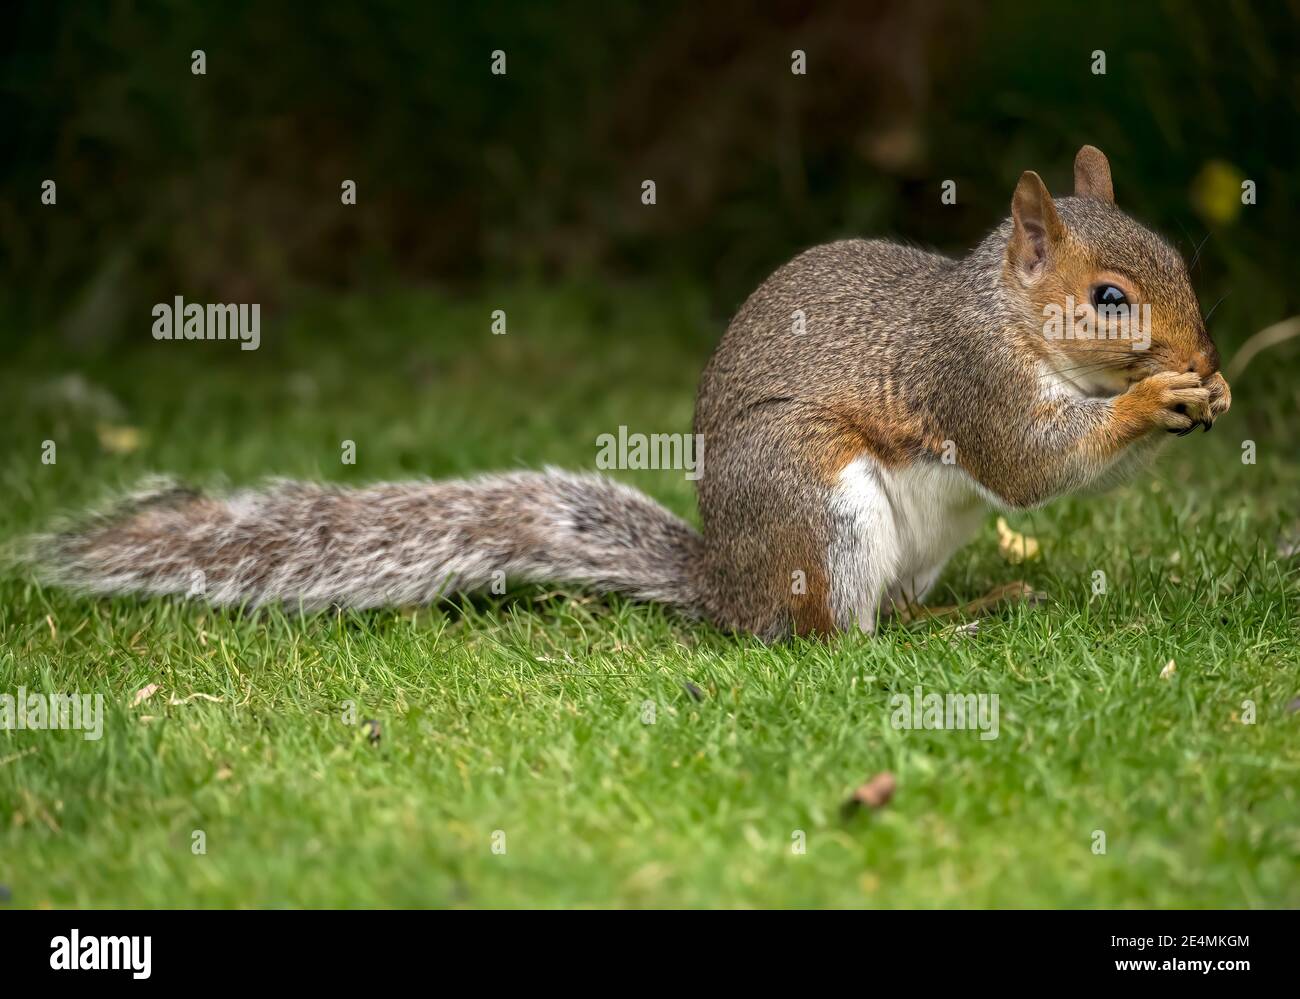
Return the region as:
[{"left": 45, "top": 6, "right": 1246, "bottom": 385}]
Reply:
[{"left": 2, "top": 0, "right": 1297, "bottom": 354}]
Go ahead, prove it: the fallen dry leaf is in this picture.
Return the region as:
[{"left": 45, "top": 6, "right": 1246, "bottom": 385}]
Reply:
[
  {"left": 996, "top": 517, "right": 1040, "bottom": 564},
  {"left": 843, "top": 771, "right": 896, "bottom": 816},
  {"left": 131, "top": 684, "right": 160, "bottom": 707}
]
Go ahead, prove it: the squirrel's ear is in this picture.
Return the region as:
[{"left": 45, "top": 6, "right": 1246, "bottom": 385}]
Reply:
[
  {"left": 1008, "top": 170, "right": 1062, "bottom": 281},
  {"left": 1073, "top": 145, "right": 1115, "bottom": 203}
]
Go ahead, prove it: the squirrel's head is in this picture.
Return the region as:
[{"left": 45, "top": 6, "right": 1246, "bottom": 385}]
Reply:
[{"left": 1003, "top": 145, "right": 1219, "bottom": 395}]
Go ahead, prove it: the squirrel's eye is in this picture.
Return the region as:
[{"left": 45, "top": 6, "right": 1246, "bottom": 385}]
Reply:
[{"left": 1091, "top": 284, "right": 1128, "bottom": 309}]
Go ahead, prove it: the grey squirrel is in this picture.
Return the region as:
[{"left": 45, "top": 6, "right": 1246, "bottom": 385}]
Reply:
[{"left": 32, "top": 146, "right": 1230, "bottom": 640}]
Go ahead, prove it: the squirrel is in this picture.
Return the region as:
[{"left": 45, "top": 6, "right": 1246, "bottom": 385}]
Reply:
[{"left": 31, "top": 146, "right": 1230, "bottom": 640}]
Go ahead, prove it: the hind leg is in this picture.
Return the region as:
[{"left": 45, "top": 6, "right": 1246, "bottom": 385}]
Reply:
[
  {"left": 700, "top": 462, "right": 841, "bottom": 638},
  {"left": 699, "top": 409, "right": 882, "bottom": 638}
]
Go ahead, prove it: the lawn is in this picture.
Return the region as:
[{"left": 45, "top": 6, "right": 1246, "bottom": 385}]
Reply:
[{"left": 1, "top": 283, "right": 1297, "bottom": 908}]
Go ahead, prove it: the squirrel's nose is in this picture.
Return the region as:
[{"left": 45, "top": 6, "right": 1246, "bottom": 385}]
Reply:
[{"left": 1186, "top": 347, "right": 1218, "bottom": 378}]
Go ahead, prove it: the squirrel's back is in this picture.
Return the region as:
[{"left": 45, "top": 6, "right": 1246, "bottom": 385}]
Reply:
[{"left": 696, "top": 238, "right": 954, "bottom": 433}]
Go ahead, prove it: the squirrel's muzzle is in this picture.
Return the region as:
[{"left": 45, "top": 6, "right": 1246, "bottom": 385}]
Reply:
[{"left": 1186, "top": 341, "right": 1220, "bottom": 378}]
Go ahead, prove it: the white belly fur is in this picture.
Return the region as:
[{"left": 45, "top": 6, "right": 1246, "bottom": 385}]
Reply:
[{"left": 827, "top": 456, "right": 990, "bottom": 631}]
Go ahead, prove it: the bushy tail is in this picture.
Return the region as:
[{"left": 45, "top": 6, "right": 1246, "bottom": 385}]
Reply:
[{"left": 25, "top": 470, "right": 706, "bottom": 615}]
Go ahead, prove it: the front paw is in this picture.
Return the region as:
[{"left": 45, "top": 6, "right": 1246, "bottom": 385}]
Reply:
[
  {"left": 1125, "top": 371, "right": 1212, "bottom": 436},
  {"left": 1202, "top": 371, "right": 1232, "bottom": 429}
]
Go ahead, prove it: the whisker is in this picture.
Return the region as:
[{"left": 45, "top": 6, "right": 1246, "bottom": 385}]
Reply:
[
  {"left": 1035, "top": 353, "right": 1144, "bottom": 381},
  {"left": 1035, "top": 360, "right": 1131, "bottom": 384},
  {"left": 1037, "top": 347, "right": 1138, "bottom": 364},
  {"left": 1189, "top": 231, "right": 1212, "bottom": 271},
  {"left": 1203, "top": 291, "right": 1230, "bottom": 326}
]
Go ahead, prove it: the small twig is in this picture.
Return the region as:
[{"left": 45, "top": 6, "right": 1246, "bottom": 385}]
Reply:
[{"left": 0, "top": 747, "right": 38, "bottom": 768}]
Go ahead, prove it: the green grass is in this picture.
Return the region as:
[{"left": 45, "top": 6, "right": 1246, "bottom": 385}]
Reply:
[{"left": 1, "top": 283, "right": 1298, "bottom": 908}]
